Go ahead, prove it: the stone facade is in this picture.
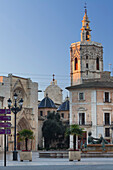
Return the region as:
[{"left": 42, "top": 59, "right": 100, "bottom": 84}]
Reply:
[
  {"left": 68, "top": 85, "right": 113, "bottom": 141},
  {"left": 57, "top": 110, "right": 69, "bottom": 125},
  {"left": 0, "top": 74, "right": 38, "bottom": 151}
]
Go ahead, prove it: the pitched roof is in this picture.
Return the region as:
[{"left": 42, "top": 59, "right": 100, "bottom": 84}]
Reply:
[{"left": 66, "top": 81, "right": 113, "bottom": 90}]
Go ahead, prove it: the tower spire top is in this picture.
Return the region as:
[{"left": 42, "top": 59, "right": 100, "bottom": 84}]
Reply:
[
  {"left": 80, "top": 3, "right": 92, "bottom": 42},
  {"left": 52, "top": 74, "right": 55, "bottom": 82},
  {"left": 84, "top": 2, "right": 87, "bottom": 14}
]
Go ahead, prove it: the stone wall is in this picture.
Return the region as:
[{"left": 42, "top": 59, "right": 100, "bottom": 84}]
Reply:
[
  {"left": 70, "top": 41, "right": 103, "bottom": 86},
  {"left": 0, "top": 74, "right": 38, "bottom": 151}
]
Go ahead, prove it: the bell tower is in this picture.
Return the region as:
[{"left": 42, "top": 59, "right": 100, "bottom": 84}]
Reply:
[{"left": 70, "top": 5, "right": 103, "bottom": 86}]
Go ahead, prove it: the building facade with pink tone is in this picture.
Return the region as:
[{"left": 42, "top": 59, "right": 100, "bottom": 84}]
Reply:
[{"left": 67, "top": 7, "right": 113, "bottom": 149}]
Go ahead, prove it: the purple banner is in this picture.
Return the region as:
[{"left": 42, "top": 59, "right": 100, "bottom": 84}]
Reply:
[
  {"left": 0, "top": 109, "right": 11, "bottom": 114},
  {"left": 0, "top": 116, "right": 11, "bottom": 121},
  {"left": 0, "top": 122, "right": 11, "bottom": 127},
  {"left": 0, "top": 129, "right": 11, "bottom": 134}
]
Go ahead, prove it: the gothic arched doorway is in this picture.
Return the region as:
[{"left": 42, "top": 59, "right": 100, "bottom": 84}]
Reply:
[{"left": 17, "top": 117, "right": 31, "bottom": 150}]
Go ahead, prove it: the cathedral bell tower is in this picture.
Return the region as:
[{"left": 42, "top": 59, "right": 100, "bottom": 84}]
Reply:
[{"left": 70, "top": 5, "right": 103, "bottom": 86}]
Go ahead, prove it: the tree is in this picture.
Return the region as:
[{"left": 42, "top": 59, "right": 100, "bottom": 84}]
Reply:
[
  {"left": 42, "top": 112, "right": 65, "bottom": 149},
  {"left": 65, "top": 124, "right": 84, "bottom": 149},
  {"left": 18, "top": 129, "right": 34, "bottom": 151}
]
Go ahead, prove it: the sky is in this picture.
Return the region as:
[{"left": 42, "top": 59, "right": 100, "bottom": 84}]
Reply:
[{"left": 0, "top": 0, "right": 113, "bottom": 100}]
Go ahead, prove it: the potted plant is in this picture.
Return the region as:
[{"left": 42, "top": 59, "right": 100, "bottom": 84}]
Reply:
[
  {"left": 66, "top": 124, "right": 84, "bottom": 161},
  {"left": 18, "top": 129, "right": 34, "bottom": 161}
]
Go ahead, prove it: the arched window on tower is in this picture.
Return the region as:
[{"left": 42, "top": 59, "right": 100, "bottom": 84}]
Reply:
[
  {"left": 86, "top": 31, "right": 89, "bottom": 40},
  {"left": 74, "top": 57, "right": 78, "bottom": 70},
  {"left": 96, "top": 57, "right": 99, "bottom": 70}
]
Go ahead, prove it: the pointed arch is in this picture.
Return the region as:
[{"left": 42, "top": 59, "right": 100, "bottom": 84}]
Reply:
[
  {"left": 74, "top": 57, "right": 78, "bottom": 70},
  {"left": 17, "top": 117, "right": 31, "bottom": 131},
  {"left": 96, "top": 57, "right": 99, "bottom": 70},
  {"left": 17, "top": 117, "right": 32, "bottom": 150},
  {"left": 12, "top": 79, "right": 27, "bottom": 98}
]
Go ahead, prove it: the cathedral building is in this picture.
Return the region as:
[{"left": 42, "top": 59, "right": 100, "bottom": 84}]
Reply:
[
  {"left": 66, "top": 7, "right": 113, "bottom": 148},
  {"left": 0, "top": 74, "right": 38, "bottom": 151}
]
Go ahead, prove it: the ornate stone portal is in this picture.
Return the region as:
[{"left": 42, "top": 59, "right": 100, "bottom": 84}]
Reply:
[{"left": 0, "top": 74, "right": 38, "bottom": 151}]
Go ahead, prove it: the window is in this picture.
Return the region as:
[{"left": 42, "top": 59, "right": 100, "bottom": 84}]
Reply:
[
  {"left": 105, "top": 113, "right": 110, "bottom": 125},
  {"left": 86, "top": 31, "right": 89, "bottom": 40},
  {"left": 61, "top": 113, "right": 64, "bottom": 118},
  {"left": 79, "top": 92, "right": 84, "bottom": 100},
  {"left": 86, "top": 63, "right": 88, "bottom": 69},
  {"left": 104, "top": 92, "right": 110, "bottom": 102},
  {"left": 74, "top": 57, "right": 78, "bottom": 70},
  {"left": 96, "top": 57, "right": 99, "bottom": 70},
  {"left": 47, "top": 111, "right": 50, "bottom": 116},
  {"left": 79, "top": 113, "right": 85, "bottom": 125},
  {"left": 40, "top": 111, "right": 43, "bottom": 116},
  {"left": 86, "top": 23, "right": 89, "bottom": 28},
  {"left": 105, "top": 128, "right": 110, "bottom": 137},
  {"left": 86, "top": 70, "right": 88, "bottom": 75},
  {"left": 86, "top": 55, "right": 88, "bottom": 60}
]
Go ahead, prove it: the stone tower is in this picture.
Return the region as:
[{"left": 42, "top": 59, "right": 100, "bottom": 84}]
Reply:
[{"left": 70, "top": 6, "right": 103, "bottom": 86}]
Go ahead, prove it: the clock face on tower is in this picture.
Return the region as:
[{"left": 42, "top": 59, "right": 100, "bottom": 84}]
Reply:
[{"left": 13, "top": 88, "right": 24, "bottom": 103}]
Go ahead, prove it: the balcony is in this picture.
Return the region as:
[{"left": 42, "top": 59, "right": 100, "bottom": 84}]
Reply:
[
  {"left": 75, "top": 121, "right": 92, "bottom": 127},
  {"left": 103, "top": 98, "right": 112, "bottom": 103},
  {"left": 103, "top": 121, "right": 111, "bottom": 126}
]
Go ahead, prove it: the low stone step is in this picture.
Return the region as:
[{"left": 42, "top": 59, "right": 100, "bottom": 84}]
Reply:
[{"left": 39, "top": 151, "right": 113, "bottom": 158}]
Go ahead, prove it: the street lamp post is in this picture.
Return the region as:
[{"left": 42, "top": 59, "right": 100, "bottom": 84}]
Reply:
[{"left": 7, "top": 93, "right": 23, "bottom": 161}]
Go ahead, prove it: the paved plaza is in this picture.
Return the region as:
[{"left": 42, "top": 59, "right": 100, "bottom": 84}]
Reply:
[{"left": 0, "top": 152, "right": 113, "bottom": 169}]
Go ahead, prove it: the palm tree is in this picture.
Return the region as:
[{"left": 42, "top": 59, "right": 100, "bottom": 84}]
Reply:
[
  {"left": 18, "top": 129, "right": 34, "bottom": 151},
  {"left": 66, "top": 124, "right": 84, "bottom": 150}
]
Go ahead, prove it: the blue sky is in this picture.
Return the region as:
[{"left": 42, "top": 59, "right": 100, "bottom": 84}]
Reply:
[{"left": 0, "top": 0, "right": 113, "bottom": 100}]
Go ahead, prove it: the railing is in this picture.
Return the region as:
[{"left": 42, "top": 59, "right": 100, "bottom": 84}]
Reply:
[
  {"left": 104, "top": 133, "right": 110, "bottom": 138},
  {"left": 75, "top": 121, "right": 92, "bottom": 126},
  {"left": 103, "top": 98, "right": 112, "bottom": 103},
  {"left": 103, "top": 121, "right": 111, "bottom": 126}
]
